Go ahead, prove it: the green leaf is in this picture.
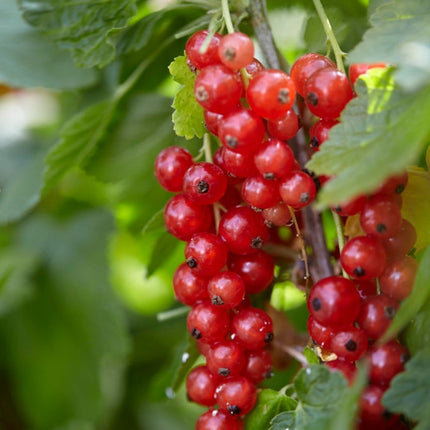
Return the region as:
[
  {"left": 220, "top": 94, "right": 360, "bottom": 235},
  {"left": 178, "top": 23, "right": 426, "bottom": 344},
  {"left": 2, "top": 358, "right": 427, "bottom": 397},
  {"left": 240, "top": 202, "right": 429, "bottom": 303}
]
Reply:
[
  {"left": 349, "top": 0, "right": 430, "bottom": 91},
  {"left": 44, "top": 99, "right": 116, "bottom": 190},
  {"left": 270, "top": 411, "right": 296, "bottom": 430},
  {"left": 146, "top": 231, "right": 180, "bottom": 279},
  {"left": 382, "top": 246, "right": 430, "bottom": 342},
  {"left": 246, "top": 389, "right": 297, "bottom": 430},
  {"left": 0, "top": 140, "right": 49, "bottom": 224},
  {"left": 169, "top": 56, "right": 205, "bottom": 140},
  {"left": 306, "top": 68, "right": 430, "bottom": 207},
  {"left": 0, "top": 0, "right": 96, "bottom": 89},
  {"left": 270, "top": 281, "right": 306, "bottom": 312},
  {"left": 1, "top": 210, "right": 130, "bottom": 429},
  {"left": 303, "top": 347, "right": 320, "bottom": 365},
  {"left": 142, "top": 209, "right": 166, "bottom": 237},
  {"left": 383, "top": 348, "right": 430, "bottom": 427},
  {"left": 18, "top": 0, "right": 137, "bottom": 68}
]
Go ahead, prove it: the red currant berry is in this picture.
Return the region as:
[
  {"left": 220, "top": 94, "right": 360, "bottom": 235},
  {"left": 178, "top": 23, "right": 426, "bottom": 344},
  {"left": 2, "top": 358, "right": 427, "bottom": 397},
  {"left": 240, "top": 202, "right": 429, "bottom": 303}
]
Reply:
[
  {"left": 173, "top": 263, "right": 209, "bottom": 306},
  {"left": 185, "top": 30, "right": 222, "bottom": 70},
  {"left": 242, "top": 175, "right": 280, "bottom": 209},
  {"left": 185, "top": 232, "right": 229, "bottom": 277},
  {"left": 262, "top": 202, "right": 292, "bottom": 227},
  {"left": 227, "top": 250, "right": 274, "bottom": 294},
  {"left": 216, "top": 376, "right": 257, "bottom": 416},
  {"left": 279, "top": 170, "right": 316, "bottom": 209},
  {"left": 360, "top": 195, "right": 402, "bottom": 239},
  {"left": 208, "top": 271, "right": 245, "bottom": 308},
  {"left": 204, "top": 110, "right": 224, "bottom": 136},
  {"left": 247, "top": 69, "right": 296, "bottom": 119},
  {"left": 231, "top": 307, "right": 274, "bottom": 350},
  {"left": 382, "top": 218, "right": 417, "bottom": 260},
  {"left": 354, "top": 280, "right": 378, "bottom": 301},
  {"left": 196, "top": 409, "right": 243, "bottom": 430},
  {"left": 219, "top": 206, "right": 268, "bottom": 255},
  {"left": 218, "top": 32, "right": 254, "bottom": 69},
  {"left": 379, "top": 255, "right": 418, "bottom": 301},
  {"left": 357, "top": 295, "right": 398, "bottom": 340},
  {"left": 207, "top": 340, "right": 246, "bottom": 377},
  {"left": 367, "top": 341, "right": 409, "bottom": 387},
  {"left": 243, "top": 349, "right": 273, "bottom": 384},
  {"left": 331, "top": 194, "right": 367, "bottom": 216},
  {"left": 304, "top": 68, "right": 354, "bottom": 119},
  {"left": 326, "top": 359, "right": 357, "bottom": 386},
  {"left": 254, "top": 139, "right": 295, "bottom": 180},
  {"left": 307, "top": 316, "right": 334, "bottom": 347},
  {"left": 194, "top": 64, "right": 243, "bottom": 114},
  {"left": 187, "top": 301, "right": 230, "bottom": 344},
  {"left": 376, "top": 171, "right": 408, "bottom": 196},
  {"left": 267, "top": 110, "right": 300, "bottom": 141},
  {"left": 307, "top": 276, "right": 361, "bottom": 328},
  {"left": 349, "top": 62, "right": 386, "bottom": 86},
  {"left": 164, "top": 194, "right": 212, "bottom": 241},
  {"left": 221, "top": 146, "right": 258, "bottom": 178},
  {"left": 308, "top": 118, "right": 338, "bottom": 151},
  {"left": 340, "top": 235, "right": 387, "bottom": 280},
  {"left": 183, "top": 162, "right": 227, "bottom": 205},
  {"left": 290, "top": 53, "right": 336, "bottom": 96},
  {"left": 154, "top": 146, "right": 193, "bottom": 192},
  {"left": 328, "top": 326, "right": 368, "bottom": 361},
  {"left": 186, "top": 365, "right": 221, "bottom": 406},
  {"left": 218, "top": 108, "right": 265, "bottom": 155}
]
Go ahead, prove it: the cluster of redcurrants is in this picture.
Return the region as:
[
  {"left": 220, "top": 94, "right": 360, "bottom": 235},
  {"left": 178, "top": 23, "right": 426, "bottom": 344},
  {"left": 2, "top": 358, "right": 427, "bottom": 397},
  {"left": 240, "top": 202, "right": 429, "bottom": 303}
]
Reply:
[
  {"left": 307, "top": 170, "right": 416, "bottom": 430},
  {"left": 154, "top": 27, "right": 416, "bottom": 429}
]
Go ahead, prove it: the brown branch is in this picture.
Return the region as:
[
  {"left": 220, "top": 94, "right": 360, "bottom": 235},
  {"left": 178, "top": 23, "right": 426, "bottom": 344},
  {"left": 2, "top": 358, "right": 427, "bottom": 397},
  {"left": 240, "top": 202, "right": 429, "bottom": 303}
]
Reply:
[{"left": 249, "top": 0, "right": 333, "bottom": 283}]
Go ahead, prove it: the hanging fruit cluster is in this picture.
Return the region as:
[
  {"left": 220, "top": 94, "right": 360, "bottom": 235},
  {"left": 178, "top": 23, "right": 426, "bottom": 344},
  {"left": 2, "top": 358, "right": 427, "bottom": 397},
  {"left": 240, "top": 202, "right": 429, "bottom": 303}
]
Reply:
[{"left": 154, "top": 22, "right": 417, "bottom": 429}]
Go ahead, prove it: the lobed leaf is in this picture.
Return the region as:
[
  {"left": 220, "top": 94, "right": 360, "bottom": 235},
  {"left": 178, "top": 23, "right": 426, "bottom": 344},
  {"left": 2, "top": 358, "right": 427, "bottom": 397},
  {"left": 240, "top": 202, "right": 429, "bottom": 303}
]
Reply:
[
  {"left": 349, "top": 0, "right": 430, "bottom": 91},
  {"left": 307, "top": 68, "right": 430, "bottom": 207},
  {"left": 169, "top": 56, "right": 205, "bottom": 140},
  {"left": 18, "top": 0, "right": 137, "bottom": 68}
]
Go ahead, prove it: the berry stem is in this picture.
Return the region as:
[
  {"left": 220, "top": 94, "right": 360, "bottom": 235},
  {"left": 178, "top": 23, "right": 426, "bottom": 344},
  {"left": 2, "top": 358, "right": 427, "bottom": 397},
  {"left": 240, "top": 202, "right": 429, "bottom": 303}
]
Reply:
[
  {"left": 311, "top": 0, "right": 345, "bottom": 74},
  {"left": 221, "top": 0, "right": 235, "bottom": 34},
  {"left": 157, "top": 306, "right": 189, "bottom": 322},
  {"left": 332, "top": 210, "right": 348, "bottom": 277}
]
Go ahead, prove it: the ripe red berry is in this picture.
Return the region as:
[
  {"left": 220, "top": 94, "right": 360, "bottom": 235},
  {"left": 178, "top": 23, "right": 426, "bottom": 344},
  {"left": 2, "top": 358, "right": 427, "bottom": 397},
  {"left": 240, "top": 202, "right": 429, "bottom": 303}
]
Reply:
[
  {"left": 206, "top": 340, "right": 246, "bottom": 377},
  {"left": 349, "top": 62, "right": 386, "bottom": 86},
  {"left": 186, "top": 365, "right": 221, "bottom": 406},
  {"left": 187, "top": 301, "right": 230, "bottom": 344},
  {"left": 328, "top": 326, "right": 368, "bottom": 362},
  {"left": 208, "top": 271, "right": 245, "bottom": 308},
  {"left": 307, "top": 276, "right": 361, "bottom": 328},
  {"left": 227, "top": 250, "right": 274, "bottom": 294},
  {"left": 247, "top": 69, "right": 296, "bottom": 119},
  {"left": 204, "top": 110, "right": 224, "bottom": 136},
  {"left": 183, "top": 162, "right": 227, "bottom": 205},
  {"left": 185, "top": 232, "right": 229, "bottom": 277},
  {"left": 379, "top": 255, "right": 418, "bottom": 301},
  {"left": 290, "top": 53, "right": 336, "bottom": 96},
  {"left": 279, "top": 170, "right": 316, "bottom": 209},
  {"left": 243, "top": 349, "right": 273, "bottom": 384},
  {"left": 360, "top": 195, "right": 402, "bottom": 239},
  {"left": 231, "top": 307, "right": 274, "bottom": 350},
  {"left": 382, "top": 218, "right": 417, "bottom": 261},
  {"left": 185, "top": 30, "right": 222, "bottom": 70},
  {"left": 367, "top": 341, "right": 409, "bottom": 387},
  {"left": 154, "top": 146, "right": 193, "bottom": 192},
  {"left": 376, "top": 171, "right": 408, "bottom": 196},
  {"left": 309, "top": 118, "right": 338, "bottom": 150},
  {"left": 221, "top": 146, "right": 258, "bottom": 178},
  {"left": 218, "top": 32, "right": 254, "bottom": 69},
  {"left": 218, "top": 108, "right": 265, "bottom": 155},
  {"left": 357, "top": 295, "right": 398, "bottom": 340},
  {"left": 331, "top": 194, "right": 367, "bottom": 216},
  {"left": 164, "top": 194, "right": 212, "bottom": 241},
  {"left": 354, "top": 280, "right": 378, "bottom": 301},
  {"left": 242, "top": 175, "right": 281, "bottom": 209},
  {"left": 340, "top": 235, "right": 387, "bottom": 280},
  {"left": 173, "top": 263, "right": 209, "bottom": 306},
  {"left": 196, "top": 409, "right": 243, "bottom": 430},
  {"left": 304, "top": 68, "right": 354, "bottom": 119},
  {"left": 194, "top": 64, "right": 243, "bottom": 114},
  {"left": 326, "top": 359, "right": 357, "bottom": 385},
  {"left": 219, "top": 206, "right": 268, "bottom": 255},
  {"left": 307, "top": 316, "right": 334, "bottom": 347},
  {"left": 262, "top": 202, "right": 292, "bottom": 227},
  {"left": 267, "top": 109, "right": 300, "bottom": 141},
  {"left": 254, "top": 139, "right": 295, "bottom": 180},
  {"left": 216, "top": 376, "right": 257, "bottom": 416}
]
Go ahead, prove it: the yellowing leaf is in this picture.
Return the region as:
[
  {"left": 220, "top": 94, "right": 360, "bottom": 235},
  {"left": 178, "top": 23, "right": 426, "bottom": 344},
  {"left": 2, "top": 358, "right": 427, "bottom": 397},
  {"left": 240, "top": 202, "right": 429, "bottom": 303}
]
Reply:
[
  {"left": 344, "top": 214, "right": 365, "bottom": 239},
  {"left": 402, "top": 163, "right": 430, "bottom": 251}
]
